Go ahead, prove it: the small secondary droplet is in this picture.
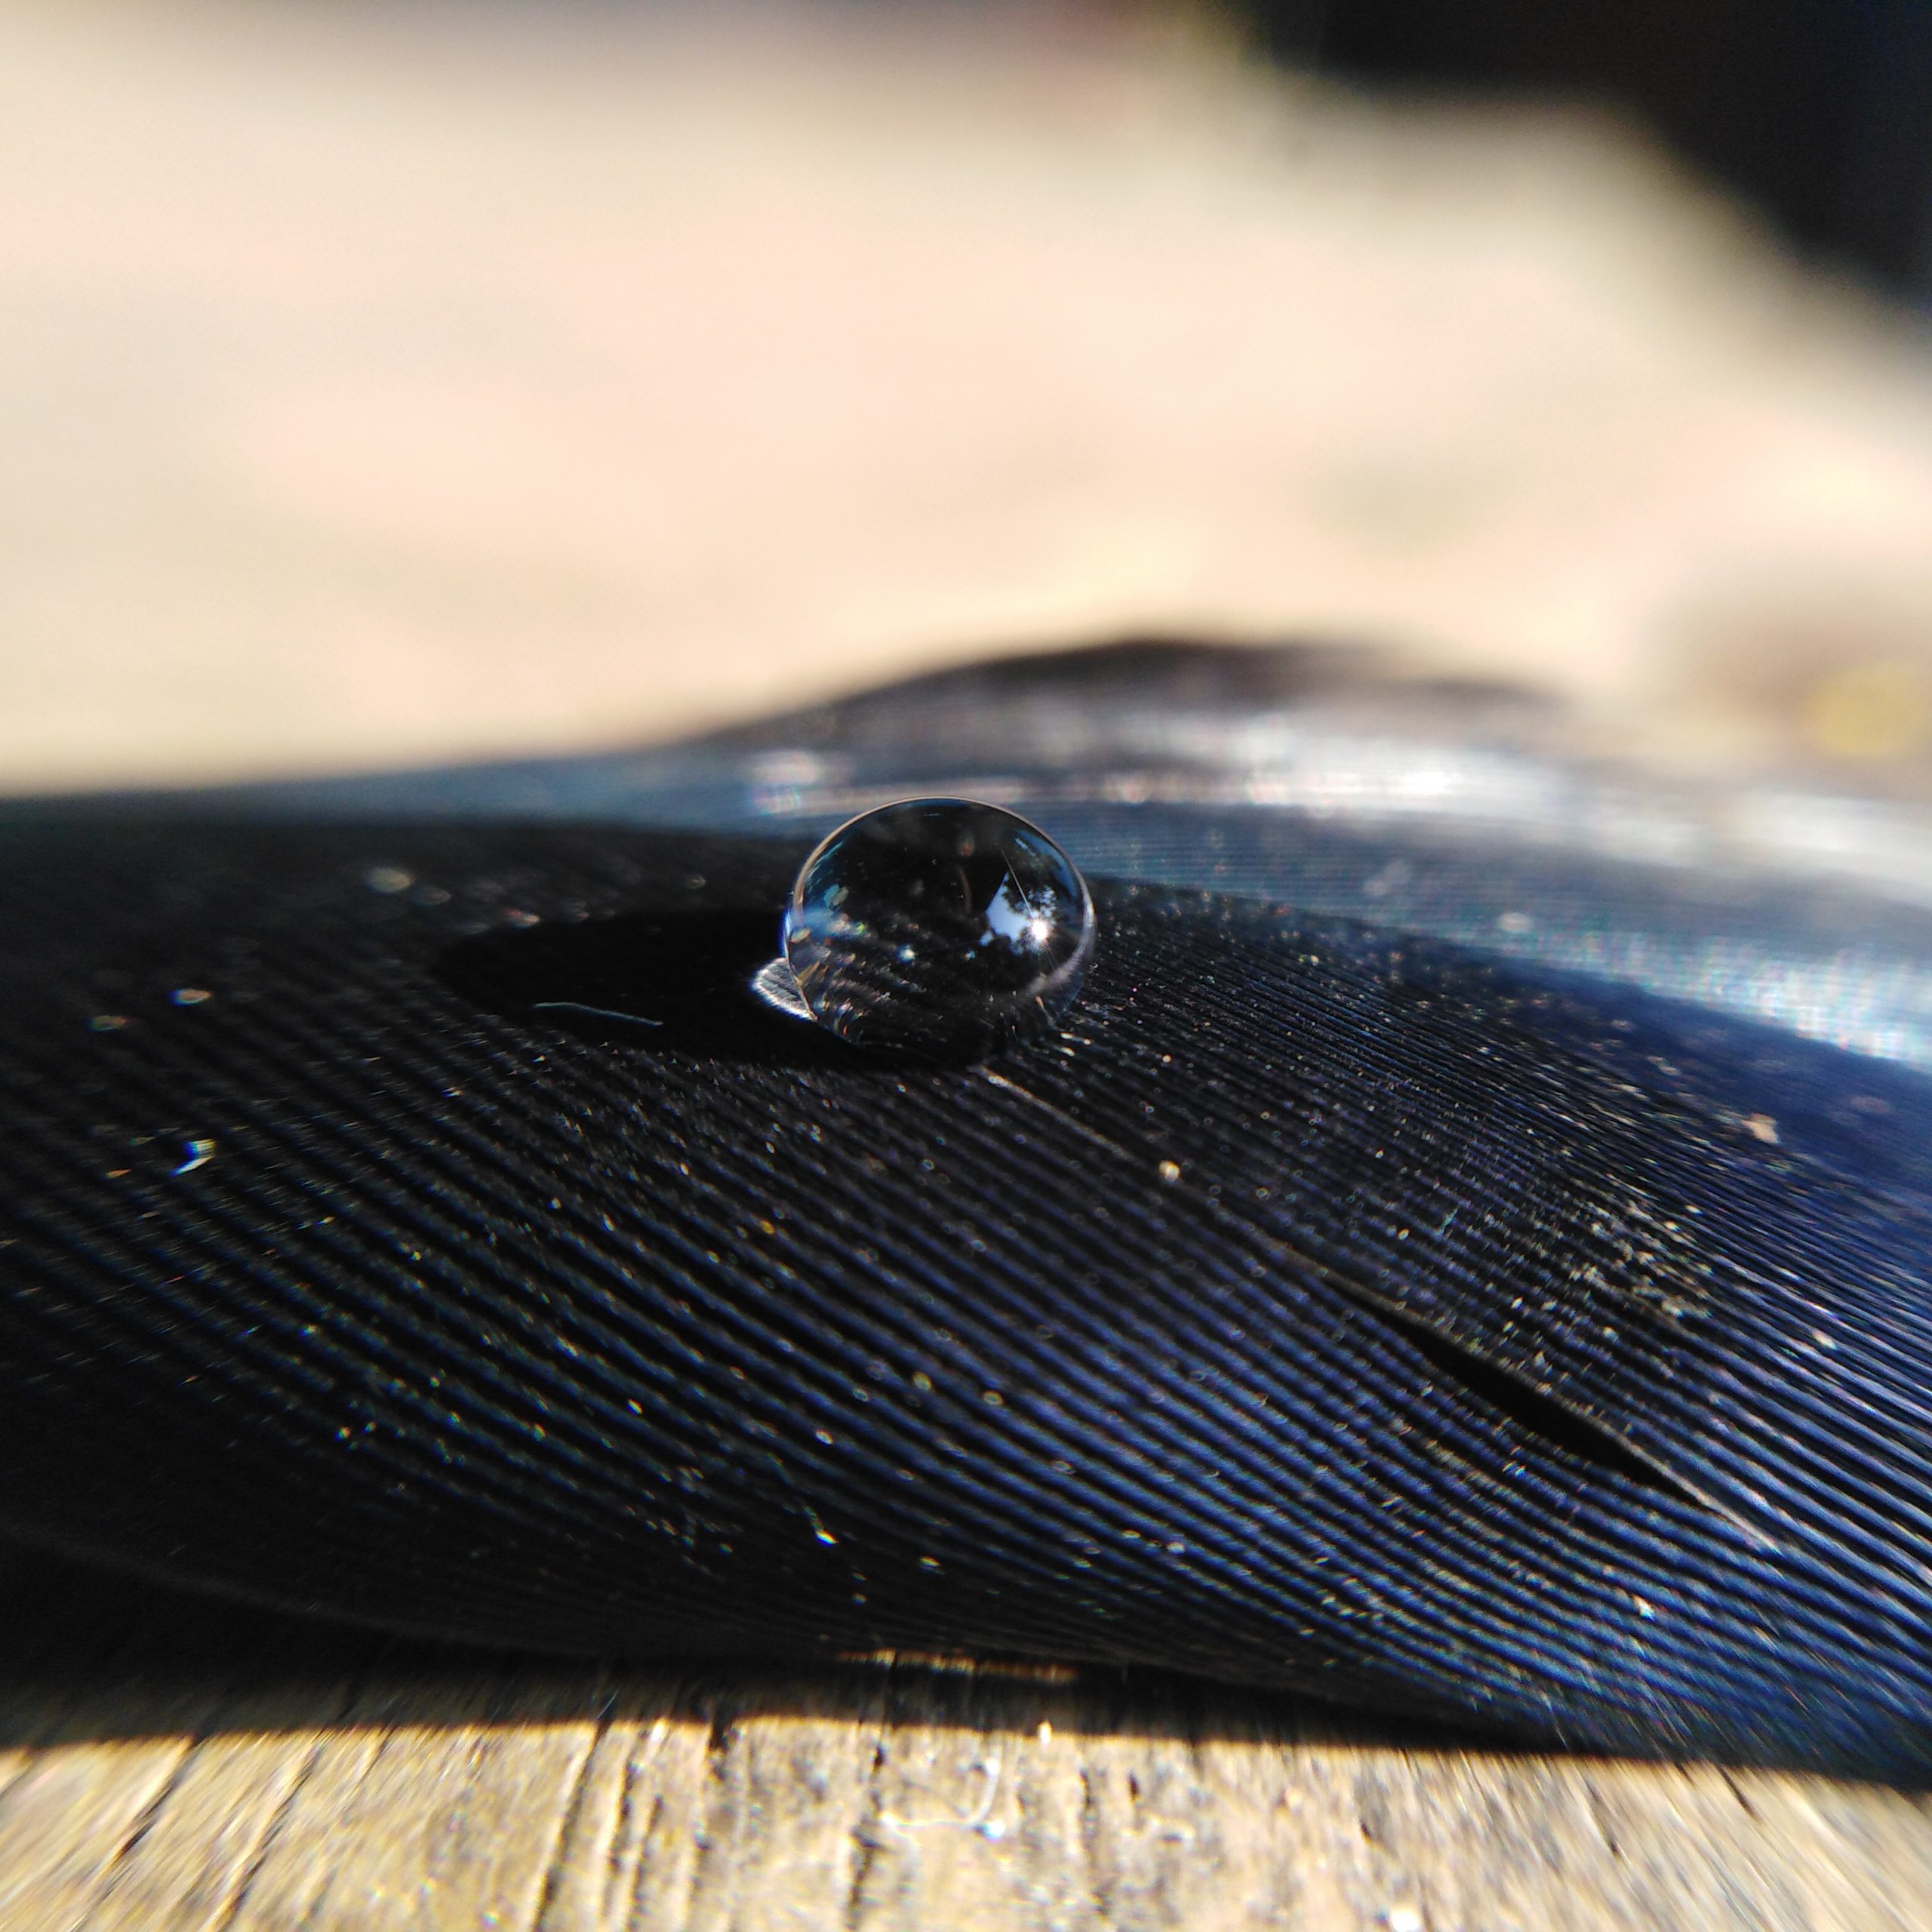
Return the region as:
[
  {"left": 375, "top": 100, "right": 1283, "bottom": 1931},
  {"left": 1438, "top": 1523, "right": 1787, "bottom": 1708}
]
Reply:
[{"left": 781, "top": 798, "right": 1095, "bottom": 1060}]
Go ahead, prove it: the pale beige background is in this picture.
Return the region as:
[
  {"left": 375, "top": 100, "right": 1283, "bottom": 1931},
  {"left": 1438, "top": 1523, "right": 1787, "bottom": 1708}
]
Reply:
[{"left": 6, "top": 0, "right": 1932, "bottom": 795}]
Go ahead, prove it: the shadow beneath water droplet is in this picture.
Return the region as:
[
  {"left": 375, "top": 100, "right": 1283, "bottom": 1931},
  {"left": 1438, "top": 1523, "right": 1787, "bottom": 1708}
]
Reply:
[{"left": 435, "top": 907, "right": 911, "bottom": 1069}]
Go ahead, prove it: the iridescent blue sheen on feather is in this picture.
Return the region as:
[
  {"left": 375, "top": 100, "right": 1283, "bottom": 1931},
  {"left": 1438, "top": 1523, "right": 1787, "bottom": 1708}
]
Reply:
[{"left": 2, "top": 643, "right": 1930, "bottom": 1777}]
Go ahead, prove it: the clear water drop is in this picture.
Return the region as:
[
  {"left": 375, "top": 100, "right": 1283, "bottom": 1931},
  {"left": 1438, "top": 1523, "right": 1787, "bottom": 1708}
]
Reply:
[{"left": 782, "top": 799, "right": 1095, "bottom": 1059}]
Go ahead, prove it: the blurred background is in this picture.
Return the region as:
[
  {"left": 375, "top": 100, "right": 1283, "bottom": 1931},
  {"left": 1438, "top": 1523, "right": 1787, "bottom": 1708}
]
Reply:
[{"left": 5, "top": 0, "right": 1932, "bottom": 798}]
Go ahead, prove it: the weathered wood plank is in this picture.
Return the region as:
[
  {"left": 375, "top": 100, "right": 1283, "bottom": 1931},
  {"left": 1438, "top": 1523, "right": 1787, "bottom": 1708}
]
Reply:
[{"left": 0, "top": 1549, "right": 1915, "bottom": 1931}]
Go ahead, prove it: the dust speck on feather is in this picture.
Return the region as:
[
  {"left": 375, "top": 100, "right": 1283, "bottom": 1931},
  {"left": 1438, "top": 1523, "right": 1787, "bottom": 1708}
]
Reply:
[{"left": 173, "top": 1137, "right": 216, "bottom": 1176}]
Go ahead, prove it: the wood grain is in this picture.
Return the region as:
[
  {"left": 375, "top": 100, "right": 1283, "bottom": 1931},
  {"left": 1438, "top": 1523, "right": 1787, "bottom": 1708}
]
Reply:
[{"left": 0, "top": 1546, "right": 1915, "bottom": 1931}]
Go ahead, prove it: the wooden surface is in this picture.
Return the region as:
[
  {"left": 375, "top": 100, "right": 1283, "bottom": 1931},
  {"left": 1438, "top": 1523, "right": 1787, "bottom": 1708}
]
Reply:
[
  {"left": 8, "top": 5, "right": 1932, "bottom": 1926},
  {"left": 0, "top": 1545, "right": 1926, "bottom": 1932}
]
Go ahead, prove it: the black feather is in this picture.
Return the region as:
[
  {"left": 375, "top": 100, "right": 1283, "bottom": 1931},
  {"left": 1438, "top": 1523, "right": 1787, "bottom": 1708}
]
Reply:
[{"left": 2, "top": 814, "right": 1929, "bottom": 1777}]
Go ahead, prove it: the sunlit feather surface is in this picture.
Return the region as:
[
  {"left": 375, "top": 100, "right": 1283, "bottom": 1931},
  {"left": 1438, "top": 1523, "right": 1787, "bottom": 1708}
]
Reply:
[{"left": 2, "top": 644, "right": 1930, "bottom": 1777}]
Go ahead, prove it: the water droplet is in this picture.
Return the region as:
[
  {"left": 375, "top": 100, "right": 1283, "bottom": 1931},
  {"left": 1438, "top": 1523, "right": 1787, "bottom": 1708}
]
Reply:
[{"left": 782, "top": 799, "right": 1094, "bottom": 1059}]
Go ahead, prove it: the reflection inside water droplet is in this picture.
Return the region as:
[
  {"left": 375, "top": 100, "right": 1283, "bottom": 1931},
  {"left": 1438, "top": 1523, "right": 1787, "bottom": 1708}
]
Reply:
[{"left": 780, "top": 798, "right": 1095, "bottom": 1060}]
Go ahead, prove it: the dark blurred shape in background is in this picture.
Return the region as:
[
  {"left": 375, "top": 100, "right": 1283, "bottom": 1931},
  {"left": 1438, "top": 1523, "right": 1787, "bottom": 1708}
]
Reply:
[{"left": 1254, "top": 0, "right": 1932, "bottom": 297}]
